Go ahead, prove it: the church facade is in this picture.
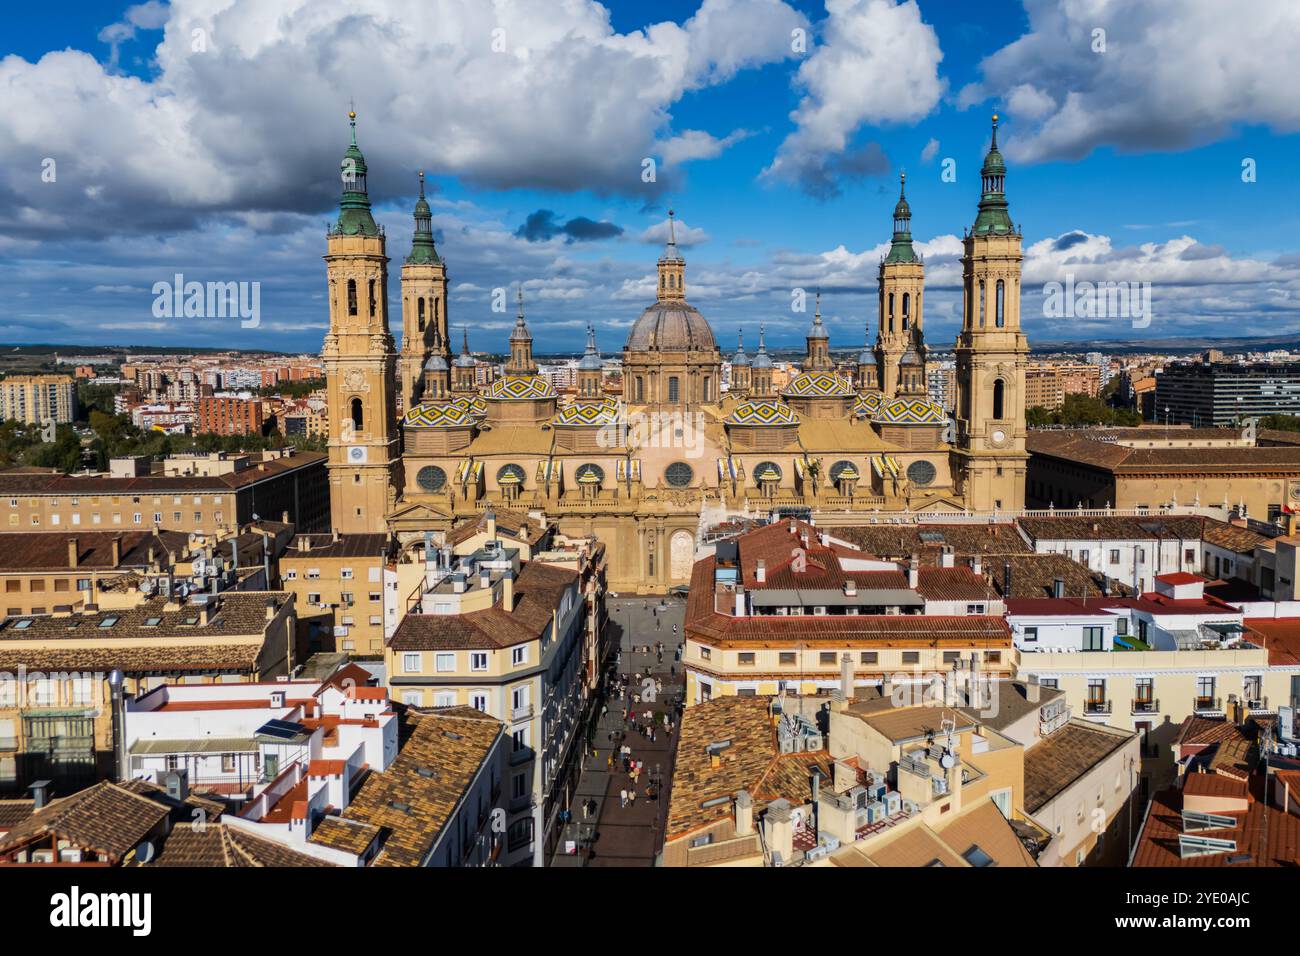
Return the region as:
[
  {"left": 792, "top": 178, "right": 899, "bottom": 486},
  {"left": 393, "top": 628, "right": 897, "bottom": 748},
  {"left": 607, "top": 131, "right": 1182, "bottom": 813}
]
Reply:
[{"left": 320, "top": 114, "right": 1028, "bottom": 593}]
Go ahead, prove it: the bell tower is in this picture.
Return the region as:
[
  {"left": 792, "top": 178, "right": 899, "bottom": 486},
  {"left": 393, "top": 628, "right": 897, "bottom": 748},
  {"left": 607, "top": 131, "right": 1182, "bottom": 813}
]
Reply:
[
  {"left": 954, "top": 115, "right": 1029, "bottom": 512},
  {"left": 576, "top": 324, "right": 604, "bottom": 399},
  {"left": 398, "top": 171, "right": 448, "bottom": 411},
  {"left": 322, "top": 110, "right": 400, "bottom": 534},
  {"left": 876, "top": 172, "right": 924, "bottom": 399},
  {"left": 505, "top": 287, "right": 538, "bottom": 376},
  {"left": 805, "top": 292, "right": 832, "bottom": 371}
]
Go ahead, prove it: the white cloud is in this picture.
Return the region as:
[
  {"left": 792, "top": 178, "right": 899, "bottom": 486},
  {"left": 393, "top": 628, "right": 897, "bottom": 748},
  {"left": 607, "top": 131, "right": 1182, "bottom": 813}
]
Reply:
[
  {"left": 639, "top": 217, "right": 710, "bottom": 247},
  {"left": 920, "top": 138, "right": 940, "bottom": 163},
  {"left": 964, "top": 0, "right": 1300, "bottom": 162},
  {"left": 763, "top": 0, "right": 945, "bottom": 196},
  {"left": 659, "top": 128, "right": 753, "bottom": 167},
  {"left": 0, "top": 0, "right": 808, "bottom": 239}
]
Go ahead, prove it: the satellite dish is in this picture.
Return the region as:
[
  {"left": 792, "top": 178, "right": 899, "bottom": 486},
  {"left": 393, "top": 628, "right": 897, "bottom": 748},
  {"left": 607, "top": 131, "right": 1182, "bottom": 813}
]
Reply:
[{"left": 940, "top": 752, "right": 956, "bottom": 770}]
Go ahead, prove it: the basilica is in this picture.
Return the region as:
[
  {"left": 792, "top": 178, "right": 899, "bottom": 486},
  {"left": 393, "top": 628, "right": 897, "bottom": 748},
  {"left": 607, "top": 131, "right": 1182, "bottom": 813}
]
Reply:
[{"left": 320, "top": 111, "right": 1028, "bottom": 592}]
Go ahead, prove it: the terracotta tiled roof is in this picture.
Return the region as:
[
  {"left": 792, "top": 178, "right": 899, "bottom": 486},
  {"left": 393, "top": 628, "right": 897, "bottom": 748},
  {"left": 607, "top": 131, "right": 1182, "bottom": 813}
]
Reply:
[
  {"left": 309, "top": 815, "right": 381, "bottom": 856},
  {"left": 388, "top": 560, "right": 577, "bottom": 652},
  {"left": 1029, "top": 430, "right": 1300, "bottom": 475},
  {"left": 1243, "top": 618, "right": 1300, "bottom": 667},
  {"left": 1023, "top": 720, "right": 1135, "bottom": 815},
  {"left": 284, "top": 533, "right": 391, "bottom": 560},
  {"left": 337, "top": 710, "right": 504, "bottom": 866},
  {"left": 1200, "top": 519, "right": 1273, "bottom": 554},
  {"left": 0, "top": 643, "right": 262, "bottom": 674},
  {"left": 824, "top": 523, "right": 1032, "bottom": 563},
  {"left": 1131, "top": 784, "right": 1300, "bottom": 867},
  {"left": 0, "top": 782, "right": 168, "bottom": 862},
  {"left": 1017, "top": 514, "right": 1205, "bottom": 542},
  {"left": 667, "top": 696, "right": 832, "bottom": 841},
  {"left": 446, "top": 508, "right": 549, "bottom": 548},
  {"left": 0, "top": 530, "right": 192, "bottom": 572},
  {"left": 133, "top": 822, "right": 336, "bottom": 867},
  {"left": 994, "top": 554, "right": 1134, "bottom": 599},
  {"left": 0, "top": 592, "right": 289, "bottom": 643},
  {"left": 0, "top": 452, "right": 325, "bottom": 495}
]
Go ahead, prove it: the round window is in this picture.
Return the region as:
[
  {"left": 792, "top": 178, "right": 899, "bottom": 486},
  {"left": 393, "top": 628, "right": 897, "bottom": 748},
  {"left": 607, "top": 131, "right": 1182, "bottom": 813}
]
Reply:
[
  {"left": 416, "top": 465, "right": 447, "bottom": 493},
  {"left": 664, "top": 462, "right": 694, "bottom": 487},
  {"left": 576, "top": 463, "right": 605, "bottom": 485},
  {"left": 906, "top": 460, "right": 937, "bottom": 487},
  {"left": 829, "top": 459, "right": 858, "bottom": 482},
  {"left": 753, "top": 460, "right": 783, "bottom": 484},
  {"left": 496, "top": 463, "right": 526, "bottom": 486}
]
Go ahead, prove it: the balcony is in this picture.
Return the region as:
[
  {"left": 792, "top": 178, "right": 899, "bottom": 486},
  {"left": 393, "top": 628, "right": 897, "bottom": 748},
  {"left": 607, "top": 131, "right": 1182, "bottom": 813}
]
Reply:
[
  {"left": 1084, "top": 699, "right": 1112, "bottom": 716},
  {"left": 509, "top": 746, "right": 534, "bottom": 767},
  {"left": 511, "top": 704, "right": 535, "bottom": 723},
  {"left": 0, "top": 737, "right": 17, "bottom": 752},
  {"left": 1131, "top": 698, "right": 1159, "bottom": 715},
  {"left": 1194, "top": 696, "right": 1223, "bottom": 715}
]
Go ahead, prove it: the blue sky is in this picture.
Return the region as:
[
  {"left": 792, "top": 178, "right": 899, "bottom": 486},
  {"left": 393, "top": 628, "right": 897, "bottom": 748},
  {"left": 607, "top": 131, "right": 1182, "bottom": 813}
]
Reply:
[{"left": 2, "top": 0, "right": 1299, "bottom": 355}]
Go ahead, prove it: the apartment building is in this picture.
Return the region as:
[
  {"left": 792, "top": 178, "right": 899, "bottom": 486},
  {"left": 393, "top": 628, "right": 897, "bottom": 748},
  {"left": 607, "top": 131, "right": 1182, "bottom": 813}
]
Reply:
[
  {"left": 663, "top": 679, "right": 1137, "bottom": 868},
  {"left": 385, "top": 534, "right": 593, "bottom": 865},
  {"left": 0, "top": 449, "right": 328, "bottom": 535},
  {"left": 198, "top": 395, "right": 266, "bottom": 436},
  {"left": 279, "top": 533, "right": 393, "bottom": 657},
  {"left": 0, "top": 374, "right": 76, "bottom": 425},
  {"left": 0, "top": 591, "right": 297, "bottom": 794},
  {"left": 1016, "top": 515, "right": 1206, "bottom": 595},
  {"left": 1025, "top": 362, "right": 1101, "bottom": 410},
  {"left": 683, "top": 519, "right": 1014, "bottom": 704},
  {"left": 1008, "top": 574, "right": 1300, "bottom": 787}
]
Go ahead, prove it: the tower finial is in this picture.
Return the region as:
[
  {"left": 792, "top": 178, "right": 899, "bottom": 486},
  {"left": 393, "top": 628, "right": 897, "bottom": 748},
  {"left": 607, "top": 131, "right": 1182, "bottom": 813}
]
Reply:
[
  {"left": 991, "top": 113, "right": 999, "bottom": 149},
  {"left": 815, "top": 290, "right": 822, "bottom": 321},
  {"left": 900, "top": 169, "right": 907, "bottom": 196},
  {"left": 417, "top": 169, "right": 425, "bottom": 199},
  {"left": 668, "top": 208, "right": 676, "bottom": 245},
  {"left": 348, "top": 102, "right": 357, "bottom": 146},
  {"left": 516, "top": 284, "right": 525, "bottom": 320}
]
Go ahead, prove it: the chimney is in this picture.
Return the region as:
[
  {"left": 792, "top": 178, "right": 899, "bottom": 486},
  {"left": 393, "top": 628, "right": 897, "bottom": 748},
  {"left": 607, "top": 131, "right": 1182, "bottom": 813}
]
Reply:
[
  {"left": 67, "top": 537, "right": 79, "bottom": 569},
  {"left": 281, "top": 510, "right": 290, "bottom": 524},
  {"left": 331, "top": 528, "right": 339, "bottom": 543},
  {"left": 819, "top": 531, "right": 829, "bottom": 547},
  {"left": 788, "top": 518, "right": 797, "bottom": 535},
  {"left": 298, "top": 536, "right": 309, "bottom": 553},
  {"left": 733, "top": 587, "right": 746, "bottom": 616},
  {"left": 163, "top": 769, "right": 189, "bottom": 802},
  {"left": 111, "top": 534, "right": 122, "bottom": 567},
  {"left": 840, "top": 652, "right": 855, "bottom": 699},
  {"left": 28, "top": 780, "right": 53, "bottom": 810},
  {"left": 907, "top": 555, "right": 919, "bottom": 589},
  {"left": 501, "top": 570, "right": 515, "bottom": 612},
  {"left": 265, "top": 596, "right": 277, "bottom": 622},
  {"left": 1052, "top": 577, "right": 1065, "bottom": 599},
  {"left": 486, "top": 509, "right": 498, "bottom": 541},
  {"left": 1003, "top": 561, "right": 1012, "bottom": 597},
  {"left": 764, "top": 800, "right": 794, "bottom": 866},
  {"left": 108, "top": 669, "right": 126, "bottom": 781},
  {"left": 971, "top": 554, "right": 982, "bottom": 577},
  {"left": 940, "top": 546, "right": 955, "bottom": 569},
  {"left": 734, "top": 790, "right": 754, "bottom": 837},
  {"left": 1026, "top": 675, "right": 1041, "bottom": 704},
  {"left": 756, "top": 559, "right": 766, "bottom": 584}
]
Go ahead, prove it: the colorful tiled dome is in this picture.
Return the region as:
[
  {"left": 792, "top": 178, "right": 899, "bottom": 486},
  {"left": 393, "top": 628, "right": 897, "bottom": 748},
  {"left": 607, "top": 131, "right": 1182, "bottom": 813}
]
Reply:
[
  {"left": 854, "top": 392, "right": 884, "bottom": 418},
  {"left": 551, "top": 398, "right": 621, "bottom": 427},
  {"left": 781, "top": 371, "right": 855, "bottom": 399},
  {"left": 725, "top": 400, "right": 799, "bottom": 426},
  {"left": 403, "top": 402, "right": 476, "bottom": 428},
  {"left": 873, "top": 396, "right": 947, "bottom": 425},
  {"left": 484, "top": 374, "right": 558, "bottom": 401},
  {"left": 451, "top": 396, "right": 487, "bottom": 417}
]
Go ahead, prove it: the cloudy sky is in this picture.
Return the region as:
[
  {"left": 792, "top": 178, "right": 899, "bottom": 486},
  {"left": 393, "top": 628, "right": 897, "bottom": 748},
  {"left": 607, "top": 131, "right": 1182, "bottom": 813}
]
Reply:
[{"left": 2, "top": 0, "right": 1299, "bottom": 354}]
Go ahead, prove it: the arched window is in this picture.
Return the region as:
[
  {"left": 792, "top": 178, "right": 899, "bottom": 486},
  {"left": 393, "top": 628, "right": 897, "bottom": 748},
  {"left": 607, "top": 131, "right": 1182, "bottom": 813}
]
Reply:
[
  {"left": 418, "top": 298, "right": 425, "bottom": 331},
  {"left": 887, "top": 293, "right": 894, "bottom": 331},
  {"left": 368, "top": 279, "right": 377, "bottom": 317},
  {"left": 635, "top": 377, "right": 644, "bottom": 402},
  {"left": 995, "top": 280, "right": 1005, "bottom": 327},
  {"left": 350, "top": 397, "right": 364, "bottom": 432},
  {"left": 978, "top": 281, "right": 985, "bottom": 327},
  {"left": 668, "top": 376, "right": 680, "bottom": 403},
  {"left": 993, "top": 379, "right": 1005, "bottom": 420},
  {"left": 347, "top": 280, "right": 358, "bottom": 316}
]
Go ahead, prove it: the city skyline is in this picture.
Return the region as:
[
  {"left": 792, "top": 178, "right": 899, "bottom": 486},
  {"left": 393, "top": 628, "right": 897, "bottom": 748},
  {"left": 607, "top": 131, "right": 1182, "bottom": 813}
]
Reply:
[{"left": 2, "top": 0, "right": 1299, "bottom": 353}]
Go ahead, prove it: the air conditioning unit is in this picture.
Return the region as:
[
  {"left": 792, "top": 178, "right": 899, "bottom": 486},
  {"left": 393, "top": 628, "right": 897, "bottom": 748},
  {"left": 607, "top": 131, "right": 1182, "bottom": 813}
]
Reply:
[{"left": 865, "top": 801, "right": 888, "bottom": 824}]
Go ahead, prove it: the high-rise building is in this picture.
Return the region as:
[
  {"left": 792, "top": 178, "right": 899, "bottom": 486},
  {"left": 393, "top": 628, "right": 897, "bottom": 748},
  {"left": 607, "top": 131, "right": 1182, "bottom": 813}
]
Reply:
[
  {"left": 0, "top": 374, "right": 76, "bottom": 425},
  {"left": 1154, "top": 361, "right": 1300, "bottom": 425}
]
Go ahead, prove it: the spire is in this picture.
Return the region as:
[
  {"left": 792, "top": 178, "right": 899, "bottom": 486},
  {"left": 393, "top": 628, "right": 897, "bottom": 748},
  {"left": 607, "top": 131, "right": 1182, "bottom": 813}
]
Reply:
[
  {"left": 662, "top": 208, "right": 683, "bottom": 262},
  {"left": 335, "top": 108, "right": 379, "bottom": 238},
  {"left": 884, "top": 170, "right": 918, "bottom": 264},
  {"left": 510, "top": 286, "right": 530, "bottom": 341},
  {"left": 656, "top": 208, "right": 687, "bottom": 303},
  {"left": 752, "top": 323, "right": 773, "bottom": 369},
  {"left": 973, "top": 113, "right": 1015, "bottom": 236},
  {"left": 506, "top": 285, "right": 537, "bottom": 376},
  {"left": 808, "top": 291, "right": 828, "bottom": 339},
  {"left": 578, "top": 322, "right": 603, "bottom": 370},
  {"left": 406, "top": 170, "right": 442, "bottom": 264},
  {"left": 731, "top": 328, "right": 751, "bottom": 367},
  {"left": 454, "top": 327, "right": 474, "bottom": 366}
]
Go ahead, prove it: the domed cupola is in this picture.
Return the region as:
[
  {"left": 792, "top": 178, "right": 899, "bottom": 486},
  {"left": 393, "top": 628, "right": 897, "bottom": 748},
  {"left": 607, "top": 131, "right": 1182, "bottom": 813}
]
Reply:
[{"left": 333, "top": 110, "right": 380, "bottom": 238}]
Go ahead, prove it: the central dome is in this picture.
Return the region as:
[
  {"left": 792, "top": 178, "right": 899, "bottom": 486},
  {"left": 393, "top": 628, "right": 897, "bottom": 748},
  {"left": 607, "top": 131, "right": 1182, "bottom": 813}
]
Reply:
[{"left": 624, "top": 302, "right": 718, "bottom": 353}]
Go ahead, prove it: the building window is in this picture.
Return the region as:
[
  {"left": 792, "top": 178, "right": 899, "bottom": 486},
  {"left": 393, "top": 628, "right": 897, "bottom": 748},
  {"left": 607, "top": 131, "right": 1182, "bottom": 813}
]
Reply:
[
  {"left": 819, "top": 652, "right": 836, "bottom": 666},
  {"left": 511, "top": 645, "right": 528, "bottom": 666},
  {"left": 470, "top": 652, "right": 488, "bottom": 671},
  {"left": 902, "top": 651, "right": 919, "bottom": 665},
  {"left": 1109, "top": 549, "right": 1120, "bottom": 565},
  {"left": 992, "top": 379, "right": 1005, "bottom": 420},
  {"left": 1022, "top": 626, "right": 1038, "bottom": 643},
  {"left": 667, "top": 376, "right": 680, "bottom": 402},
  {"left": 402, "top": 653, "right": 421, "bottom": 673},
  {"left": 699, "top": 647, "right": 711, "bottom": 660},
  {"left": 779, "top": 652, "right": 796, "bottom": 666},
  {"left": 347, "top": 279, "right": 358, "bottom": 316},
  {"left": 1082, "top": 626, "right": 1105, "bottom": 651},
  {"left": 995, "top": 280, "right": 1005, "bottom": 327},
  {"left": 860, "top": 651, "right": 878, "bottom": 665},
  {"left": 738, "top": 652, "right": 756, "bottom": 666},
  {"left": 350, "top": 397, "right": 363, "bottom": 432}
]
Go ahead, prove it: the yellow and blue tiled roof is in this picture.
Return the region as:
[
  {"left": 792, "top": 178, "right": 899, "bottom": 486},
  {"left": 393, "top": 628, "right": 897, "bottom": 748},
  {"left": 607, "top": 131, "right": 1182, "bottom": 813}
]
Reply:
[
  {"left": 484, "top": 374, "right": 558, "bottom": 401},
  {"left": 780, "top": 371, "right": 855, "bottom": 398},
  {"left": 551, "top": 397, "right": 621, "bottom": 427},
  {"left": 725, "top": 399, "right": 799, "bottom": 426},
  {"left": 451, "top": 395, "right": 487, "bottom": 417},
  {"left": 854, "top": 392, "right": 884, "bottom": 418},
  {"left": 873, "top": 396, "right": 947, "bottom": 425},
  {"left": 403, "top": 402, "right": 476, "bottom": 428}
]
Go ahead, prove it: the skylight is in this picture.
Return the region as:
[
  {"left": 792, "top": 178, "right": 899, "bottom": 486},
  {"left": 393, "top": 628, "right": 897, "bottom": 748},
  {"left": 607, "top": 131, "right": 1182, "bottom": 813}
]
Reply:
[{"left": 98, "top": 616, "right": 119, "bottom": 628}]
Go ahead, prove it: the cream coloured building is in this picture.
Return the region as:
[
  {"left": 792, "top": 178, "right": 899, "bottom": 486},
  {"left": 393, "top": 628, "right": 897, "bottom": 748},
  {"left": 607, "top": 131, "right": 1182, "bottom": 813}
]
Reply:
[
  {"left": 0, "top": 374, "right": 76, "bottom": 425},
  {"left": 314, "top": 114, "right": 1030, "bottom": 594}
]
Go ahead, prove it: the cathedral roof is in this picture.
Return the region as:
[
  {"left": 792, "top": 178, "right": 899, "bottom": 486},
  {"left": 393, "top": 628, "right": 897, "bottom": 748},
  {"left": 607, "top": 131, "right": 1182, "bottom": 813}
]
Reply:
[
  {"left": 423, "top": 353, "right": 448, "bottom": 372},
  {"left": 451, "top": 396, "right": 487, "bottom": 417},
  {"left": 781, "top": 371, "right": 855, "bottom": 399},
  {"left": 551, "top": 398, "right": 621, "bottom": 428},
  {"left": 854, "top": 392, "right": 884, "bottom": 418},
  {"left": 403, "top": 402, "right": 476, "bottom": 428},
  {"left": 873, "top": 396, "right": 947, "bottom": 426},
  {"left": 484, "top": 375, "right": 557, "bottom": 401},
  {"left": 624, "top": 301, "right": 718, "bottom": 353},
  {"left": 725, "top": 400, "right": 799, "bottom": 427}
]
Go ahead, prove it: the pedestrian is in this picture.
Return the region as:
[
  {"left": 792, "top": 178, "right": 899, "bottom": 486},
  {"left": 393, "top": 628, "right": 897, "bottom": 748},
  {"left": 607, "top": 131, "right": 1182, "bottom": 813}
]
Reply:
[
  {"left": 629, "top": 789, "right": 637, "bottom": 806},
  {"left": 620, "top": 788, "right": 628, "bottom": 809}
]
